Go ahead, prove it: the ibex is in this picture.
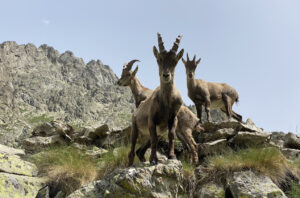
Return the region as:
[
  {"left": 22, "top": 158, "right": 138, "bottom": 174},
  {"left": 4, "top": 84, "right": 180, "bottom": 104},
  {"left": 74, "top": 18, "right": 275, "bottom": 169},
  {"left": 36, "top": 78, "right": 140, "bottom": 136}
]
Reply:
[
  {"left": 117, "top": 60, "right": 152, "bottom": 108},
  {"left": 182, "top": 54, "right": 242, "bottom": 123},
  {"left": 128, "top": 33, "right": 185, "bottom": 166},
  {"left": 117, "top": 60, "right": 202, "bottom": 163}
]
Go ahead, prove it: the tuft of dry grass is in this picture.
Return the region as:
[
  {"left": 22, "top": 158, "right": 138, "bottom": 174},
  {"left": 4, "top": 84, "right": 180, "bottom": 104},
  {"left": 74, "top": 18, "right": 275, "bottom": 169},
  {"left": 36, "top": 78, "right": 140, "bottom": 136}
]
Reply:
[
  {"left": 30, "top": 145, "right": 98, "bottom": 195},
  {"left": 204, "top": 147, "right": 296, "bottom": 185}
]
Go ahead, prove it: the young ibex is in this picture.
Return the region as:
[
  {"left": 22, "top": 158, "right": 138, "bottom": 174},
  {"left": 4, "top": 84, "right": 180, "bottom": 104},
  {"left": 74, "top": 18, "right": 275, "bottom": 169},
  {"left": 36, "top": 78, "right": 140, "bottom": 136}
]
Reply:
[
  {"left": 117, "top": 59, "right": 201, "bottom": 163},
  {"left": 128, "top": 33, "right": 185, "bottom": 166},
  {"left": 117, "top": 59, "right": 152, "bottom": 108},
  {"left": 182, "top": 54, "right": 242, "bottom": 123}
]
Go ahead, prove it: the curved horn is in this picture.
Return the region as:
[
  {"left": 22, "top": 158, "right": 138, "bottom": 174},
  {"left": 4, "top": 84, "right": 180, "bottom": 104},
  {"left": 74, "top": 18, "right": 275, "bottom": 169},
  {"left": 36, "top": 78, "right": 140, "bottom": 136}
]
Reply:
[
  {"left": 171, "top": 34, "right": 182, "bottom": 52},
  {"left": 157, "top": 33, "right": 166, "bottom": 52},
  {"left": 124, "top": 59, "right": 140, "bottom": 71}
]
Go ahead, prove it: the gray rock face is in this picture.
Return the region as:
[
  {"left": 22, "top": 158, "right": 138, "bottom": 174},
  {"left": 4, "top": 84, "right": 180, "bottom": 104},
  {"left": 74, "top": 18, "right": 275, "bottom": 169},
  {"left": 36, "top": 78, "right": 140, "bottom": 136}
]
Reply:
[
  {"left": 270, "top": 132, "right": 286, "bottom": 148},
  {"left": 229, "top": 131, "right": 271, "bottom": 147},
  {"left": 67, "top": 159, "right": 183, "bottom": 198},
  {"left": 284, "top": 132, "right": 300, "bottom": 150},
  {"left": 228, "top": 171, "right": 287, "bottom": 198},
  {"left": 198, "top": 139, "right": 228, "bottom": 158},
  {"left": 0, "top": 41, "right": 134, "bottom": 147}
]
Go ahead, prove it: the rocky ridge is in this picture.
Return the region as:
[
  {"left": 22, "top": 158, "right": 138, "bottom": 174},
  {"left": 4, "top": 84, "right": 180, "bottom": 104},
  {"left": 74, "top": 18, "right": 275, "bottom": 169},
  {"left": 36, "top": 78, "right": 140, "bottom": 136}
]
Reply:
[
  {"left": 0, "top": 118, "right": 296, "bottom": 197},
  {"left": 0, "top": 41, "right": 135, "bottom": 147}
]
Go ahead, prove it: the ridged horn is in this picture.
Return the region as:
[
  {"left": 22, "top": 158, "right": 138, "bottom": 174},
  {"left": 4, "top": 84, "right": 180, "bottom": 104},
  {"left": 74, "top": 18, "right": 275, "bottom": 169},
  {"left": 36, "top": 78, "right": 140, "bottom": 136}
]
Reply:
[
  {"left": 124, "top": 59, "right": 140, "bottom": 71},
  {"left": 157, "top": 33, "right": 166, "bottom": 52},
  {"left": 171, "top": 34, "right": 182, "bottom": 52}
]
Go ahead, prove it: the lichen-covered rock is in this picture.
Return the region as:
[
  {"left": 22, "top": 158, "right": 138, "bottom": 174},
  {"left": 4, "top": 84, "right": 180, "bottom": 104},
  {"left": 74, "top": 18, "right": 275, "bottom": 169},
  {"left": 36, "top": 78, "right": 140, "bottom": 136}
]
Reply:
[
  {"left": 284, "top": 132, "right": 300, "bottom": 150},
  {"left": 0, "top": 172, "right": 46, "bottom": 198},
  {"left": 22, "top": 135, "right": 65, "bottom": 153},
  {"left": 280, "top": 148, "right": 300, "bottom": 160},
  {"left": 198, "top": 139, "right": 228, "bottom": 158},
  {"left": 194, "top": 182, "right": 225, "bottom": 198},
  {"left": 201, "top": 118, "right": 263, "bottom": 134},
  {"left": 241, "top": 118, "right": 264, "bottom": 133},
  {"left": 32, "top": 121, "right": 74, "bottom": 142},
  {"left": 0, "top": 143, "right": 25, "bottom": 156},
  {"left": 0, "top": 153, "right": 38, "bottom": 176},
  {"left": 228, "top": 171, "right": 287, "bottom": 198},
  {"left": 196, "top": 128, "right": 235, "bottom": 143},
  {"left": 74, "top": 125, "right": 131, "bottom": 148},
  {"left": 229, "top": 131, "right": 271, "bottom": 147},
  {"left": 270, "top": 132, "right": 286, "bottom": 148},
  {"left": 67, "top": 160, "right": 183, "bottom": 198}
]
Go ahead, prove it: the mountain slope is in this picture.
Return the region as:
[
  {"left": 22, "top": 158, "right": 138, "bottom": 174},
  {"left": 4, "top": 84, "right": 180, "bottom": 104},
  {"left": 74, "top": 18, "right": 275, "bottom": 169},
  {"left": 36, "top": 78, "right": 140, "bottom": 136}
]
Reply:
[{"left": 0, "top": 41, "right": 134, "bottom": 147}]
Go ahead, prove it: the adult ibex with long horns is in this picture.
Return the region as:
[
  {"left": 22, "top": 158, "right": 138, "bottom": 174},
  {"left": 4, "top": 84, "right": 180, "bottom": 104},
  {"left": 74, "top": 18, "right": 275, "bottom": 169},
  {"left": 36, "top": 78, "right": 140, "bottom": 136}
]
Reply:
[
  {"left": 182, "top": 54, "right": 242, "bottom": 123},
  {"left": 118, "top": 59, "right": 201, "bottom": 164},
  {"left": 128, "top": 33, "right": 185, "bottom": 166}
]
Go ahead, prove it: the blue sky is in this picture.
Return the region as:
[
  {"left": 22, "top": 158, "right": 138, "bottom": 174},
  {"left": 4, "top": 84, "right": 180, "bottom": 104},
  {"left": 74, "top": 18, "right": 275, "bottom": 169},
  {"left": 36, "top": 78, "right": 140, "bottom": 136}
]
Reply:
[{"left": 1, "top": 0, "right": 299, "bottom": 133}]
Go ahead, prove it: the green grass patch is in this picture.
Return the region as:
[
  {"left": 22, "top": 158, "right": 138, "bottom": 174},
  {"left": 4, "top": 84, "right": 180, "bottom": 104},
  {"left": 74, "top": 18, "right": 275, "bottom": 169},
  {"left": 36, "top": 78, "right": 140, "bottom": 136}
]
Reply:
[
  {"left": 288, "top": 182, "right": 300, "bottom": 198},
  {"left": 29, "top": 144, "right": 141, "bottom": 195},
  {"left": 98, "top": 145, "right": 139, "bottom": 179},
  {"left": 204, "top": 147, "right": 296, "bottom": 185},
  {"left": 30, "top": 145, "right": 98, "bottom": 195},
  {"left": 27, "top": 114, "right": 54, "bottom": 125},
  {"left": 182, "top": 160, "right": 195, "bottom": 178}
]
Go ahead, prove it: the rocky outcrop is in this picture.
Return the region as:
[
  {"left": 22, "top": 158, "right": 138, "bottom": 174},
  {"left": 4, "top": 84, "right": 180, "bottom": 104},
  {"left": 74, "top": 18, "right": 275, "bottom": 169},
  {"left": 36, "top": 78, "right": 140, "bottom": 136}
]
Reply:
[
  {"left": 284, "top": 132, "right": 300, "bottom": 150},
  {"left": 228, "top": 171, "right": 287, "bottom": 198},
  {"left": 67, "top": 159, "right": 183, "bottom": 198},
  {"left": 0, "top": 144, "right": 46, "bottom": 198},
  {"left": 0, "top": 41, "right": 134, "bottom": 147}
]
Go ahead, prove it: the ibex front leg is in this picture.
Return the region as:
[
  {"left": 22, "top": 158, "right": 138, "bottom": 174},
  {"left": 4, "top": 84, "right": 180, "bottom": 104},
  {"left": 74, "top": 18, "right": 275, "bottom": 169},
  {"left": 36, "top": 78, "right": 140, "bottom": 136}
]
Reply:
[
  {"left": 204, "top": 96, "right": 212, "bottom": 122},
  {"left": 168, "top": 115, "right": 178, "bottom": 159},
  {"left": 195, "top": 102, "right": 203, "bottom": 123},
  {"left": 149, "top": 119, "right": 158, "bottom": 165}
]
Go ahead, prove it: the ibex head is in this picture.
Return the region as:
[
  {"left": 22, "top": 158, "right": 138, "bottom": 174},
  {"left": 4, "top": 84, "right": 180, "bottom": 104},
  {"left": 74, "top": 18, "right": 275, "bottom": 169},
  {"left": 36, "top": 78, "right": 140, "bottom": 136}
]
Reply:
[
  {"left": 182, "top": 54, "right": 201, "bottom": 79},
  {"left": 153, "top": 33, "right": 184, "bottom": 83},
  {"left": 117, "top": 59, "right": 140, "bottom": 86}
]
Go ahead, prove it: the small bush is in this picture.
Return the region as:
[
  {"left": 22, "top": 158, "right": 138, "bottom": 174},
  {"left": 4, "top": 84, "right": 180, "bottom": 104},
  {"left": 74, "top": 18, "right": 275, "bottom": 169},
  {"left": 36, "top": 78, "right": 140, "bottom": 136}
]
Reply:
[{"left": 204, "top": 147, "right": 295, "bottom": 185}]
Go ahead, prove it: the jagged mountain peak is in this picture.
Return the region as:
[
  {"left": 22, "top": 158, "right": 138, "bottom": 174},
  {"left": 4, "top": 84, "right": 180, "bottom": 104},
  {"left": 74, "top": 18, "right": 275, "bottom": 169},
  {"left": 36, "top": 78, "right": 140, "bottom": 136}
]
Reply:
[{"left": 0, "top": 41, "right": 134, "bottom": 147}]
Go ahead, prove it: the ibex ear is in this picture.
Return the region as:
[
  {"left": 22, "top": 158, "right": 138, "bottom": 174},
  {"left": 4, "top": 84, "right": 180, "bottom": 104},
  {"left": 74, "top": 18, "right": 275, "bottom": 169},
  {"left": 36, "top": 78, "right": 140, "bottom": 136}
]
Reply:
[
  {"left": 196, "top": 58, "right": 201, "bottom": 65},
  {"left": 176, "top": 49, "right": 184, "bottom": 61},
  {"left": 132, "top": 66, "right": 138, "bottom": 77},
  {"left": 181, "top": 57, "right": 186, "bottom": 65},
  {"left": 153, "top": 46, "right": 159, "bottom": 59}
]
